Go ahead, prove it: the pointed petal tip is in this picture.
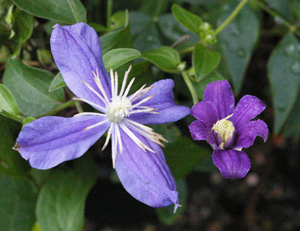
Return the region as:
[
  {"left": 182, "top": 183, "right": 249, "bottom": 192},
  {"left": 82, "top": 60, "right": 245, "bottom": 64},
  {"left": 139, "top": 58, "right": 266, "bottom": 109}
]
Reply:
[{"left": 13, "top": 142, "right": 20, "bottom": 151}]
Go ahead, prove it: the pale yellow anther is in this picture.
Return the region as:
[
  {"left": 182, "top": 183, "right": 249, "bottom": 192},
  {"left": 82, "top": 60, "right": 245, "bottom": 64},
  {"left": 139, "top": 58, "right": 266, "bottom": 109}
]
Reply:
[{"left": 212, "top": 114, "right": 235, "bottom": 149}]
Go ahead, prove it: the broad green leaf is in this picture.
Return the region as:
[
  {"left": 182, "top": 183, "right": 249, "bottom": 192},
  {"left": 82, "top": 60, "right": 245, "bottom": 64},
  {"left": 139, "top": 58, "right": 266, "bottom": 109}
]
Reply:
[
  {"left": 0, "top": 115, "right": 29, "bottom": 177},
  {"left": 48, "top": 72, "right": 66, "bottom": 92},
  {"left": 141, "top": 46, "right": 181, "bottom": 73},
  {"left": 218, "top": 2, "right": 259, "bottom": 94},
  {"left": 23, "top": 117, "right": 36, "bottom": 125},
  {"left": 156, "top": 179, "right": 187, "bottom": 225},
  {"left": 111, "top": 11, "right": 127, "bottom": 30},
  {"left": 164, "top": 137, "right": 210, "bottom": 179},
  {"left": 36, "top": 157, "right": 97, "bottom": 231},
  {"left": 283, "top": 95, "right": 300, "bottom": 143},
  {"left": 11, "top": 9, "right": 34, "bottom": 57},
  {"left": 265, "top": 0, "right": 293, "bottom": 21},
  {"left": 11, "top": 0, "right": 86, "bottom": 24},
  {"left": 0, "top": 84, "right": 19, "bottom": 115},
  {"left": 171, "top": 4, "right": 203, "bottom": 35},
  {"left": 100, "top": 26, "right": 133, "bottom": 54},
  {"left": 129, "top": 12, "right": 162, "bottom": 52},
  {"left": 193, "top": 44, "right": 221, "bottom": 81},
  {"left": 3, "top": 59, "right": 65, "bottom": 117},
  {"left": 103, "top": 48, "right": 141, "bottom": 71},
  {"left": 194, "top": 71, "right": 224, "bottom": 99},
  {"left": 0, "top": 172, "right": 37, "bottom": 231},
  {"left": 268, "top": 32, "right": 300, "bottom": 134}
]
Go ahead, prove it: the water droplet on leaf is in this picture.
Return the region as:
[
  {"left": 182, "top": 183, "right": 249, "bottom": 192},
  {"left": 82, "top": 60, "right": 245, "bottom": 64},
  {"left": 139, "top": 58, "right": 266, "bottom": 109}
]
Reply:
[
  {"left": 291, "top": 62, "right": 300, "bottom": 74},
  {"left": 285, "top": 44, "right": 295, "bottom": 56}
]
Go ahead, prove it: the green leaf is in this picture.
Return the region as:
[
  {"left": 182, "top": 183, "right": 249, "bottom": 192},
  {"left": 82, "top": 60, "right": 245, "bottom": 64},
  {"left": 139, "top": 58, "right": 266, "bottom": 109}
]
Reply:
[
  {"left": 11, "top": 0, "right": 86, "bottom": 24},
  {"left": 23, "top": 117, "right": 36, "bottom": 125},
  {"left": 283, "top": 95, "right": 300, "bottom": 143},
  {"left": 11, "top": 9, "right": 34, "bottom": 57},
  {"left": 48, "top": 72, "right": 66, "bottom": 92},
  {"left": 194, "top": 71, "right": 224, "bottom": 100},
  {"left": 37, "top": 49, "right": 53, "bottom": 66},
  {"left": 171, "top": 4, "right": 203, "bottom": 35},
  {"left": 193, "top": 44, "right": 221, "bottom": 81},
  {"left": 100, "top": 26, "right": 133, "bottom": 54},
  {"left": 3, "top": 59, "right": 65, "bottom": 117},
  {"left": 164, "top": 137, "right": 210, "bottom": 179},
  {"left": 141, "top": 46, "right": 181, "bottom": 73},
  {"left": 0, "top": 84, "right": 19, "bottom": 115},
  {"left": 36, "top": 157, "right": 97, "bottom": 231},
  {"left": 103, "top": 48, "right": 141, "bottom": 71},
  {"left": 268, "top": 32, "right": 300, "bottom": 134},
  {"left": 218, "top": 3, "right": 259, "bottom": 94},
  {"left": 111, "top": 11, "right": 127, "bottom": 30},
  {"left": 0, "top": 115, "right": 29, "bottom": 177},
  {"left": 265, "top": 0, "right": 293, "bottom": 21},
  {"left": 0, "top": 172, "right": 37, "bottom": 231},
  {"left": 156, "top": 179, "right": 187, "bottom": 225}
]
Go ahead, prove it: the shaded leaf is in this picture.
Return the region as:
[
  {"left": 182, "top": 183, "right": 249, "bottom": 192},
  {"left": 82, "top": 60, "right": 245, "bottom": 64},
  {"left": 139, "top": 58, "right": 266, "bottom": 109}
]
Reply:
[
  {"left": 141, "top": 46, "right": 181, "bottom": 73},
  {"left": 103, "top": 48, "right": 141, "bottom": 71},
  {"left": 100, "top": 25, "right": 133, "bottom": 54},
  {"left": 48, "top": 72, "right": 66, "bottom": 92},
  {"left": 218, "top": 2, "right": 259, "bottom": 94},
  {"left": 268, "top": 32, "right": 300, "bottom": 134},
  {"left": 11, "top": 0, "right": 86, "bottom": 24},
  {"left": 171, "top": 4, "right": 202, "bottom": 35},
  {"left": 193, "top": 44, "right": 221, "bottom": 81},
  {"left": 0, "top": 172, "right": 37, "bottom": 231},
  {"left": 156, "top": 179, "right": 187, "bottom": 225},
  {"left": 36, "top": 157, "right": 97, "bottom": 231},
  {"left": 283, "top": 95, "right": 300, "bottom": 143},
  {"left": 0, "top": 84, "right": 19, "bottom": 115},
  {"left": 3, "top": 59, "right": 65, "bottom": 117},
  {"left": 0, "top": 115, "right": 29, "bottom": 177}
]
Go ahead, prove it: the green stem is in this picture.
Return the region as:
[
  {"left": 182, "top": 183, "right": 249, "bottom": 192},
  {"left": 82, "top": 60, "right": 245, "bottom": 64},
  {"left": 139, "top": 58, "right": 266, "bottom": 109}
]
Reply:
[
  {"left": 74, "top": 100, "right": 83, "bottom": 113},
  {"left": 67, "top": 0, "right": 82, "bottom": 23},
  {"left": 182, "top": 71, "right": 198, "bottom": 105},
  {"left": 107, "top": 0, "right": 113, "bottom": 30},
  {"left": 0, "top": 111, "right": 24, "bottom": 123},
  {"left": 256, "top": 0, "right": 300, "bottom": 37},
  {"left": 179, "top": 46, "right": 195, "bottom": 55},
  {"left": 214, "top": 0, "right": 248, "bottom": 36},
  {"left": 37, "top": 100, "right": 75, "bottom": 118}
]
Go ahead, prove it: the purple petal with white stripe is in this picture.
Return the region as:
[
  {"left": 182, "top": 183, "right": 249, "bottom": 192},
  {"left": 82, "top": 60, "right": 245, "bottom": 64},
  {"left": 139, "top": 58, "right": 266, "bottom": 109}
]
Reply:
[
  {"left": 129, "top": 79, "right": 190, "bottom": 124},
  {"left": 16, "top": 116, "right": 109, "bottom": 169},
  {"left": 115, "top": 128, "right": 179, "bottom": 209},
  {"left": 50, "top": 23, "right": 111, "bottom": 111}
]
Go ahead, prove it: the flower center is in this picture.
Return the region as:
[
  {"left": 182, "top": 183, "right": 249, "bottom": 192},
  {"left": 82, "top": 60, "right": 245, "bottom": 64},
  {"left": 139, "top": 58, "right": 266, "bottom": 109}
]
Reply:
[
  {"left": 212, "top": 115, "right": 235, "bottom": 149},
  {"left": 106, "top": 96, "right": 132, "bottom": 123}
]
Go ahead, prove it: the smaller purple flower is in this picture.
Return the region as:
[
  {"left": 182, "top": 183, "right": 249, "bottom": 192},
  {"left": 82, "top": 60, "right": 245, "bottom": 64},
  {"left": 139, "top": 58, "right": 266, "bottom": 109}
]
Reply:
[{"left": 189, "top": 80, "right": 268, "bottom": 179}]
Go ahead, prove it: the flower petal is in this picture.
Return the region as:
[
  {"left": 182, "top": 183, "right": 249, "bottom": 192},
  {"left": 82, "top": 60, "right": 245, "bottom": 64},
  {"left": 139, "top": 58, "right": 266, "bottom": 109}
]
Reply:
[
  {"left": 234, "top": 119, "right": 268, "bottom": 149},
  {"left": 129, "top": 79, "right": 190, "bottom": 124},
  {"left": 115, "top": 128, "right": 179, "bottom": 209},
  {"left": 191, "top": 101, "right": 219, "bottom": 124},
  {"left": 50, "top": 23, "right": 111, "bottom": 111},
  {"left": 189, "top": 120, "right": 217, "bottom": 148},
  {"left": 231, "top": 95, "right": 266, "bottom": 128},
  {"left": 203, "top": 80, "right": 235, "bottom": 119},
  {"left": 16, "top": 116, "right": 109, "bottom": 169},
  {"left": 212, "top": 149, "right": 251, "bottom": 179}
]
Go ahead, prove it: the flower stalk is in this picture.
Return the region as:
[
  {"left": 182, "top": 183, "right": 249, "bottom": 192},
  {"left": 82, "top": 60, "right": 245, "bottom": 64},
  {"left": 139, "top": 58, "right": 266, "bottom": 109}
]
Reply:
[{"left": 182, "top": 71, "right": 198, "bottom": 105}]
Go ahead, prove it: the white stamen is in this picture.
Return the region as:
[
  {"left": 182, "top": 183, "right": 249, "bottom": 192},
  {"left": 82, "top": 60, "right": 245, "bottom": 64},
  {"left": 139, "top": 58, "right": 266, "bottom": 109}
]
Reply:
[
  {"left": 102, "top": 124, "right": 113, "bottom": 151},
  {"left": 132, "top": 95, "right": 154, "bottom": 109},
  {"left": 93, "top": 69, "right": 110, "bottom": 104},
  {"left": 82, "top": 80, "right": 108, "bottom": 107},
  {"left": 119, "top": 66, "right": 132, "bottom": 97},
  {"left": 73, "top": 97, "right": 106, "bottom": 112},
  {"left": 84, "top": 119, "right": 108, "bottom": 131},
  {"left": 123, "top": 77, "right": 135, "bottom": 97},
  {"left": 74, "top": 112, "right": 106, "bottom": 117}
]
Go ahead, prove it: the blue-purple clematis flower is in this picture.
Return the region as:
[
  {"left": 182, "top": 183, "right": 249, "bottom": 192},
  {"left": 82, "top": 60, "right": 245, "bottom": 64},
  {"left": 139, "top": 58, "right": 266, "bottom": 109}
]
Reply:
[
  {"left": 189, "top": 80, "right": 268, "bottom": 179},
  {"left": 14, "top": 23, "right": 190, "bottom": 210}
]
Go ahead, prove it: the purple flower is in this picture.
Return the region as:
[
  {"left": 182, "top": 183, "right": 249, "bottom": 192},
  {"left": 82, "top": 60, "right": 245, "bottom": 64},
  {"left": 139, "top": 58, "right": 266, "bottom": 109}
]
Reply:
[
  {"left": 14, "top": 23, "right": 190, "bottom": 210},
  {"left": 189, "top": 80, "right": 268, "bottom": 179}
]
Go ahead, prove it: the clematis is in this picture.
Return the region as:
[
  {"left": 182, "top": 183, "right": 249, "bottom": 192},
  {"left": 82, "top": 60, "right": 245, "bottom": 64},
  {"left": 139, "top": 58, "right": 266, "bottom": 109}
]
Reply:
[
  {"left": 14, "top": 23, "right": 190, "bottom": 210},
  {"left": 189, "top": 80, "right": 268, "bottom": 179}
]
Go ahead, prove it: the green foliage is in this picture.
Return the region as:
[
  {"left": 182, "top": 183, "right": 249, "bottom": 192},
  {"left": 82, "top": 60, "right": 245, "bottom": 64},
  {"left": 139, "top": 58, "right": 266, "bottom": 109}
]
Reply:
[
  {"left": 268, "top": 32, "right": 300, "bottom": 134},
  {"left": 218, "top": 2, "right": 260, "bottom": 94},
  {"left": 193, "top": 44, "right": 221, "bottom": 81},
  {"left": 11, "top": 0, "right": 86, "bottom": 24},
  {"left": 171, "top": 4, "right": 203, "bottom": 35},
  {"left": 3, "top": 59, "right": 65, "bottom": 117},
  {"left": 103, "top": 48, "right": 141, "bottom": 71},
  {"left": 0, "top": 115, "right": 29, "bottom": 177},
  {"left": 48, "top": 72, "right": 66, "bottom": 92},
  {"left": 36, "top": 157, "right": 97, "bottom": 231},
  {"left": 0, "top": 172, "right": 37, "bottom": 231},
  {"left": 0, "top": 84, "right": 19, "bottom": 116},
  {"left": 141, "top": 46, "right": 181, "bottom": 73}
]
